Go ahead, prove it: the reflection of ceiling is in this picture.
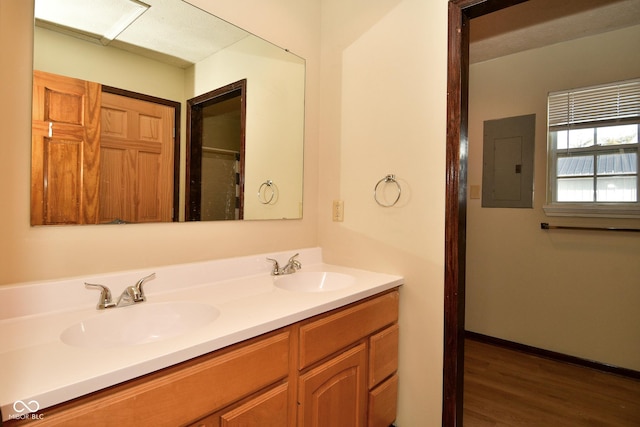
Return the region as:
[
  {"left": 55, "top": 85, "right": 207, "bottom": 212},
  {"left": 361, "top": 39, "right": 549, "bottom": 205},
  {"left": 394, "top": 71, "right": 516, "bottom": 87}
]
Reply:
[
  {"left": 34, "top": 0, "right": 250, "bottom": 68},
  {"left": 470, "top": 0, "right": 640, "bottom": 63}
]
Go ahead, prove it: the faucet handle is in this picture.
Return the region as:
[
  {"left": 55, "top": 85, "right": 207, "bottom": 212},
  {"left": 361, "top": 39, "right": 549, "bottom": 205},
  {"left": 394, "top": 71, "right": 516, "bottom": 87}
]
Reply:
[
  {"left": 85, "top": 283, "right": 116, "bottom": 310},
  {"left": 266, "top": 258, "right": 281, "bottom": 275},
  {"left": 132, "top": 273, "right": 156, "bottom": 302},
  {"left": 288, "top": 253, "right": 301, "bottom": 265}
]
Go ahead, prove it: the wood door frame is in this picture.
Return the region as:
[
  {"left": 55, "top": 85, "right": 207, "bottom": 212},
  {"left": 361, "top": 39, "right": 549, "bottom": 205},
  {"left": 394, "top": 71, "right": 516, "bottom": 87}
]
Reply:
[
  {"left": 443, "top": 1, "right": 528, "bottom": 425},
  {"left": 102, "top": 86, "right": 181, "bottom": 222},
  {"left": 186, "top": 79, "right": 247, "bottom": 221}
]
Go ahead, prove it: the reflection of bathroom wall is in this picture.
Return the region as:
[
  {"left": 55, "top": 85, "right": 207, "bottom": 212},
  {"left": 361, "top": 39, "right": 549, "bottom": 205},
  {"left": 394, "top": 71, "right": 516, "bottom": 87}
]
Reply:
[
  {"left": 187, "top": 36, "right": 304, "bottom": 220},
  {"left": 467, "top": 25, "right": 640, "bottom": 371},
  {"left": 33, "top": 27, "right": 185, "bottom": 102}
]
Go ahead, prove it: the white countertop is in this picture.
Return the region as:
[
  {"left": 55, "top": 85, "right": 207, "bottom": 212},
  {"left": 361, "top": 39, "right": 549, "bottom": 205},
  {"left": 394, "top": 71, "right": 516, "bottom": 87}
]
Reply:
[{"left": 0, "top": 248, "right": 402, "bottom": 421}]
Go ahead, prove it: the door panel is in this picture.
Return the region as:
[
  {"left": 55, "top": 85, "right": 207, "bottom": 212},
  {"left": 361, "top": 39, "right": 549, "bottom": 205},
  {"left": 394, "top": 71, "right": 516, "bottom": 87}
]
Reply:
[
  {"left": 482, "top": 113, "right": 535, "bottom": 208},
  {"left": 44, "top": 138, "right": 82, "bottom": 224},
  {"left": 31, "top": 70, "right": 101, "bottom": 225},
  {"left": 100, "top": 92, "right": 174, "bottom": 223},
  {"left": 137, "top": 151, "right": 163, "bottom": 222},
  {"left": 298, "top": 344, "right": 367, "bottom": 427},
  {"left": 99, "top": 147, "right": 135, "bottom": 222}
]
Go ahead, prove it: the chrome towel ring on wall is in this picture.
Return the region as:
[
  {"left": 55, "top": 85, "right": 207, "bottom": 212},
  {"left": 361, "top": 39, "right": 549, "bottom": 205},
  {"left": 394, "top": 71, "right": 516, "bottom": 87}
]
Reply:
[
  {"left": 258, "top": 180, "right": 278, "bottom": 204},
  {"left": 374, "top": 174, "right": 402, "bottom": 207}
]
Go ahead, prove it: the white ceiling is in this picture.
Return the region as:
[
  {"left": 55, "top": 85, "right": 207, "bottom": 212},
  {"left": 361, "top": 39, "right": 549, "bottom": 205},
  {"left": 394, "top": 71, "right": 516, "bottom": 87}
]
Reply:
[
  {"left": 34, "top": 0, "right": 250, "bottom": 68},
  {"left": 470, "top": 0, "right": 640, "bottom": 63},
  {"left": 35, "top": 0, "right": 640, "bottom": 67}
]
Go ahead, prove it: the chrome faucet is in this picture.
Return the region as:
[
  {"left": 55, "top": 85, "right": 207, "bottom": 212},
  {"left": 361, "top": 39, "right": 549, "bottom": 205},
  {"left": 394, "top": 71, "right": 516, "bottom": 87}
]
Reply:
[
  {"left": 85, "top": 283, "right": 116, "bottom": 310},
  {"left": 85, "top": 273, "right": 156, "bottom": 310},
  {"left": 267, "top": 253, "right": 302, "bottom": 276},
  {"left": 116, "top": 273, "right": 156, "bottom": 307}
]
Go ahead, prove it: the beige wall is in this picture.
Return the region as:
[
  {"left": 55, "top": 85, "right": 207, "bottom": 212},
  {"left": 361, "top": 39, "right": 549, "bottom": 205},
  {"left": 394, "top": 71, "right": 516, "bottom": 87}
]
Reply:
[
  {"left": 467, "top": 25, "right": 640, "bottom": 371},
  {"left": 1, "top": 0, "right": 448, "bottom": 424},
  {"left": 34, "top": 27, "right": 186, "bottom": 101},
  {"left": 318, "top": 0, "right": 448, "bottom": 424},
  {"left": 190, "top": 36, "right": 305, "bottom": 220}
]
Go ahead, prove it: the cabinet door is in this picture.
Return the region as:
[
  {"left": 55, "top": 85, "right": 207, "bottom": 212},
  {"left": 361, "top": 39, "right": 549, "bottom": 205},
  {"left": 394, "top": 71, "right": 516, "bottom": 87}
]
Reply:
[
  {"left": 190, "top": 384, "right": 289, "bottom": 427},
  {"left": 220, "top": 383, "right": 289, "bottom": 427},
  {"left": 298, "top": 343, "right": 367, "bottom": 427}
]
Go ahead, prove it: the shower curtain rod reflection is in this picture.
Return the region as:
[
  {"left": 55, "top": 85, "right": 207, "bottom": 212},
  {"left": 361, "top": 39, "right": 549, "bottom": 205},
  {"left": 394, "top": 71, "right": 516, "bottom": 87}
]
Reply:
[{"left": 541, "top": 223, "right": 640, "bottom": 233}]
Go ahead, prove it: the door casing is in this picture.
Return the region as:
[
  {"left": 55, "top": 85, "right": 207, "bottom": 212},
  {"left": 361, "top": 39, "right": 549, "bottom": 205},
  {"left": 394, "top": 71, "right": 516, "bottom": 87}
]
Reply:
[{"left": 444, "top": 1, "right": 529, "bottom": 425}]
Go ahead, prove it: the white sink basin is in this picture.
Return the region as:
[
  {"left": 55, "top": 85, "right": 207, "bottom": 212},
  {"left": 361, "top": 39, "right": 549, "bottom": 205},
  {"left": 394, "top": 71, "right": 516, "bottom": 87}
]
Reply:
[
  {"left": 274, "top": 272, "right": 355, "bottom": 292},
  {"left": 61, "top": 301, "right": 219, "bottom": 348}
]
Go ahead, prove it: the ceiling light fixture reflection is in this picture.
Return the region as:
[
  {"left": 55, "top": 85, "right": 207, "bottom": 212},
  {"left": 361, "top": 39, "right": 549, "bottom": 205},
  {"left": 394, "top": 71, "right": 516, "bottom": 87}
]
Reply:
[
  {"left": 101, "top": 0, "right": 150, "bottom": 45},
  {"left": 35, "top": 0, "right": 150, "bottom": 46}
]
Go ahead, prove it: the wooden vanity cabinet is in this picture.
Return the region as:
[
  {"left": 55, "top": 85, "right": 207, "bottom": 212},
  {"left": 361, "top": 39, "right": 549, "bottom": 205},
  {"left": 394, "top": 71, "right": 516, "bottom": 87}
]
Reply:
[
  {"left": 6, "top": 290, "right": 399, "bottom": 427},
  {"left": 7, "top": 330, "right": 291, "bottom": 427},
  {"left": 296, "top": 290, "right": 400, "bottom": 427}
]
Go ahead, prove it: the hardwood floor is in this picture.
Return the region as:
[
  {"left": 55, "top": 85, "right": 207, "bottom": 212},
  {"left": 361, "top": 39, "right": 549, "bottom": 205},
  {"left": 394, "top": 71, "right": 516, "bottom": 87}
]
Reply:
[{"left": 463, "top": 339, "right": 640, "bottom": 426}]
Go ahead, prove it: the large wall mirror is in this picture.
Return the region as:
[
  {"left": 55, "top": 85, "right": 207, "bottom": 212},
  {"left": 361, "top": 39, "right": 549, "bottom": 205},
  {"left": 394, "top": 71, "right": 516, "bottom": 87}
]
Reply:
[{"left": 31, "top": 0, "right": 305, "bottom": 225}]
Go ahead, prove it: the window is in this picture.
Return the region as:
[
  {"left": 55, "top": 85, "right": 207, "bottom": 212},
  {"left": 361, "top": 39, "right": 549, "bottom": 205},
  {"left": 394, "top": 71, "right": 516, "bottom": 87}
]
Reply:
[{"left": 545, "top": 78, "right": 640, "bottom": 217}]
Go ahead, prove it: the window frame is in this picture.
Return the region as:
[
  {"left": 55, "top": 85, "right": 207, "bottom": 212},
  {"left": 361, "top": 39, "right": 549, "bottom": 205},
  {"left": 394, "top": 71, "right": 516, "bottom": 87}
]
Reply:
[{"left": 544, "top": 79, "right": 640, "bottom": 218}]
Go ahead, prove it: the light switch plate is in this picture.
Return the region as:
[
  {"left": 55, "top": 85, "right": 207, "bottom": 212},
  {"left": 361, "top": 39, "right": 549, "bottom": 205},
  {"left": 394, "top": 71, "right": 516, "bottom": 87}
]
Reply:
[
  {"left": 470, "top": 185, "right": 481, "bottom": 199},
  {"left": 332, "top": 200, "right": 344, "bottom": 222}
]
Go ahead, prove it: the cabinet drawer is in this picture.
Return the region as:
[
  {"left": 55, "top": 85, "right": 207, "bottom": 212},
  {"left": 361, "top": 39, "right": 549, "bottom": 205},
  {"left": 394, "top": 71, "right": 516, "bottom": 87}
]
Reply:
[
  {"left": 368, "top": 324, "right": 399, "bottom": 388},
  {"left": 368, "top": 374, "right": 398, "bottom": 427},
  {"left": 29, "top": 330, "right": 290, "bottom": 427},
  {"left": 299, "top": 290, "right": 399, "bottom": 369}
]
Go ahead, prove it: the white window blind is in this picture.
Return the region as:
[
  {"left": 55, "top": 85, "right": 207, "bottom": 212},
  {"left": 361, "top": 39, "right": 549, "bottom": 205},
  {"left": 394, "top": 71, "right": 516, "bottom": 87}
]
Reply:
[
  {"left": 548, "top": 78, "right": 640, "bottom": 129},
  {"left": 545, "top": 78, "right": 640, "bottom": 217}
]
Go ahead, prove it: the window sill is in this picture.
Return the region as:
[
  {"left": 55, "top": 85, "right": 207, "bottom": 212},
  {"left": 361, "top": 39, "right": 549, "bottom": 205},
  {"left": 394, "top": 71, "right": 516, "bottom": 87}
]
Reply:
[{"left": 543, "top": 203, "right": 640, "bottom": 219}]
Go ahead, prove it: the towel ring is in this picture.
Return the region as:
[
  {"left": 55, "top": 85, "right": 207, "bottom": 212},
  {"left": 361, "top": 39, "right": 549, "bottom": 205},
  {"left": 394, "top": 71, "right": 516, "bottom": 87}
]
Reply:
[
  {"left": 258, "top": 180, "right": 276, "bottom": 204},
  {"left": 374, "top": 174, "right": 401, "bottom": 207}
]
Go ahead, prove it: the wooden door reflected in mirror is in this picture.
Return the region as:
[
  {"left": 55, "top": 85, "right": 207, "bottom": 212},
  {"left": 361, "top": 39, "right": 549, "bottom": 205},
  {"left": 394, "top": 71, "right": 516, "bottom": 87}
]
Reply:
[
  {"left": 100, "top": 91, "right": 175, "bottom": 223},
  {"left": 31, "top": 71, "right": 180, "bottom": 225}
]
